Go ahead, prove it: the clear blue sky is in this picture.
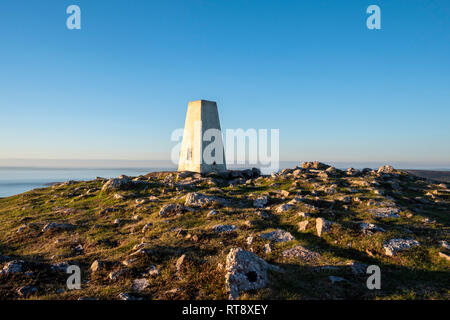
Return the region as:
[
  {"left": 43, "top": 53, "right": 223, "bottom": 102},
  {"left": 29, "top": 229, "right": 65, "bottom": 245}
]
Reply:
[{"left": 0, "top": 0, "right": 449, "bottom": 168}]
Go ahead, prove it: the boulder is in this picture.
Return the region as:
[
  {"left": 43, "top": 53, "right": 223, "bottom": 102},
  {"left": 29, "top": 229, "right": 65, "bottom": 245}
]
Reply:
[
  {"left": 298, "top": 220, "right": 309, "bottom": 231},
  {"left": 213, "top": 225, "right": 237, "bottom": 233},
  {"left": 260, "top": 229, "right": 294, "bottom": 242},
  {"left": 383, "top": 239, "right": 420, "bottom": 256},
  {"left": 378, "top": 165, "right": 396, "bottom": 174},
  {"left": 301, "top": 161, "right": 330, "bottom": 170},
  {"left": 253, "top": 196, "right": 268, "bottom": 208},
  {"left": 102, "top": 175, "right": 134, "bottom": 192},
  {"left": 282, "top": 246, "right": 321, "bottom": 261},
  {"left": 185, "top": 192, "right": 227, "bottom": 207},
  {"left": 359, "top": 222, "right": 385, "bottom": 234},
  {"left": 0, "top": 260, "right": 24, "bottom": 275},
  {"left": 42, "top": 222, "right": 75, "bottom": 233},
  {"left": 316, "top": 218, "right": 332, "bottom": 237},
  {"left": 224, "top": 248, "right": 280, "bottom": 299},
  {"left": 159, "top": 203, "right": 189, "bottom": 217}
]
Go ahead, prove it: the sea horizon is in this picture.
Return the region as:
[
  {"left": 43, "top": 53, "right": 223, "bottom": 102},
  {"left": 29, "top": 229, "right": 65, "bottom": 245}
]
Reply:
[{"left": 1, "top": 163, "right": 449, "bottom": 198}]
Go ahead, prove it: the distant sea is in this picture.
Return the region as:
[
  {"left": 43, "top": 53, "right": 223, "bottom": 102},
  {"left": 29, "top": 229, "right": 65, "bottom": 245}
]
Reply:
[
  {"left": 0, "top": 167, "right": 172, "bottom": 198},
  {"left": 1, "top": 164, "right": 449, "bottom": 198}
]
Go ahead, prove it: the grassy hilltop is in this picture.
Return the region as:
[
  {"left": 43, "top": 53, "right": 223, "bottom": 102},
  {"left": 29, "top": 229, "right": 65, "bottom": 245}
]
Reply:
[{"left": 0, "top": 162, "right": 449, "bottom": 300}]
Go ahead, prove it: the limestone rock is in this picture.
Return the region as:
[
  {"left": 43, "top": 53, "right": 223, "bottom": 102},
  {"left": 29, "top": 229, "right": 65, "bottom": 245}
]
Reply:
[
  {"left": 298, "top": 220, "right": 309, "bottom": 231},
  {"left": 383, "top": 239, "right": 420, "bottom": 256},
  {"left": 316, "top": 218, "right": 332, "bottom": 237},
  {"left": 275, "top": 203, "right": 292, "bottom": 213},
  {"left": 282, "top": 246, "right": 321, "bottom": 261},
  {"left": 359, "top": 222, "right": 385, "bottom": 234},
  {"left": 378, "top": 165, "right": 396, "bottom": 174},
  {"left": 42, "top": 222, "right": 75, "bottom": 233},
  {"left": 185, "top": 192, "right": 226, "bottom": 207},
  {"left": 102, "top": 175, "right": 134, "bottom": 192},
  {"left": 159, "top": 203, "right": 188, "bottom": 217},
  {"left": 90, "top": 260, "right": 103, "bottom": 272},
  {"left": 260, "top": 229, "right": 294, "bottom": 242},
  {"left": 253, "top": 196, "right": 268, "bottom": 208},
  {"left": 369, "top": 207, "right": 400, "bottom": 219},
  {"left": 224, "top": 248, "right": 280, "bottom": 299},
  {"left": 213, "top": 225, "right": 237, "bottom": 233},
  {"left": 0, "top": 260, "right": 24, "bottom": 275},
  {"left": 132, "top": 278, "right": 150, "bottom": 291},
  {"left": 301, "top": 161, "right": 330, "bottom": 170}
]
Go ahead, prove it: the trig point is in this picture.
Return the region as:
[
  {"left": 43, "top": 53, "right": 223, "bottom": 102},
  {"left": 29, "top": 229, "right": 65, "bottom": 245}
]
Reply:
[{"left": 178, "top": 100, "right": 227, "bottom": 173}]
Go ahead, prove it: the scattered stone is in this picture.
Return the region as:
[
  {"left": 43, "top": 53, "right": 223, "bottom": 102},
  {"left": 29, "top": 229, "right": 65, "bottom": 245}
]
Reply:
[
  {"left": 176, "top": 254, "right": 187, "bottom": 273},
  {"left": 438, "top": 252, "right": 450, "bottom": 262},
  {"left": 141, "top": 223, "right": 152, "bottom": 233},
  {"left": 224, "top": 248, "right": 280, "bottom": 299},
  {"left": 316, "top": 218, "right": 332, "bottom": 237},
  {"left": 90, "top": 260, "right": 103, "bottom": 272},
  {"left": 253, "top": 196, "right": 268, "bottom": 208},
  {"left": 113, "top": 218, "right": 121, "bottom": 225},
  {"left": 117, "top": 293, "right": 141, "bottom": 300},
  {"left": 159, "top": 203, "right": 188, "bottom": 217},
  {"left": 359, "top": 222, "right": 385, "bottom": 234},
  {"left": 264, "top": 243, "right": 272, "bottom": 254},
  {"left": 185, "top": 192, "right": 226, "bottom": 207},
  {"left": 207, "top": 210, "right": 218, "bottom": 217},
  {"left": 301, "top": 161, "right": 330, "bottom": 170},
  {"left": 246, "top": 236, "right": 254, "bottom": 245},
  {"left": 275, "top": 203, "right": 292, "bottom": 213},
  {"left": 298, "top": 220, "right": 309, "bottom": 231},
  {"left": 383, "top": 239, "right": 420, "bottom": 256},
  {"left": 122, "top": 258, "right": 137, "bottom": 266},
  {"left": 0, "top": 260, "right": 24, "bottom": 275},
  {"left": 132, "top": 278, "right": 150, "bottom": 291},
  {"left": 102, "top": 175, "right": 134, "bottom": 192},
  {"left": 378, "top": 165, "right": 396, "bottom": 174},
  {"left": 440, "top": 241, "right": 450, "bottom": 250},
  {"left": 282, "top": 246, "right": 321, "bottom": 261},
  {"left": 213, "top": 225, "right": 237, "bottom": 233},
  {"left": 297, "top": 212, "right": 310, "bottom": 218},
  {"left": 260, "top": 229, "right": 294, "bottom": 242},
  {"left": 17, "top": 286, "right": 38, "bottom": 297},
  {"left": 109, "top": 269, "right": 127, "bottom": 281},
  {"left": 42, "top": 222, "right": 75, "bottom": 233},
  {"left": 369, "top": 207, "right": 400, "bottom": 219}
]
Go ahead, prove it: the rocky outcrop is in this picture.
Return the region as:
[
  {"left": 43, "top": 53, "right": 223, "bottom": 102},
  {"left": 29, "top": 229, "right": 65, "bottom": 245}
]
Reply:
[
  {"left": 383, "top": 239, "right": 420, "bottom": 256},
  {"left": 225, "top": 248, "right": 280, "bottom": 299}
]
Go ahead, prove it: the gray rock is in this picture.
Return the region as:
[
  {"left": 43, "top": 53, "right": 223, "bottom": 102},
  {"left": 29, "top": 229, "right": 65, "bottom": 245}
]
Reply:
[
  {"left": 213, "top": 225, "right": 237, "bottom": 233},
  {"left": 185, "top": 192, "right": 227, "bottom": 207},
  {"left": 0, "top": 260, "right": 24, "bottom": 275},
  {"left": 260, "top": 229, "right": 294, "bottom": 242},
  {"left": 369, "top": 207, "right": 400, "bottom": 218},
  {"left": 253, "top": 196, "right": 268, "bottom": 208},
  {"left": 316, "top": 218, "right": 332, "bottom": 237},
  {"left": 275, "top": 203, "right": 292, "bottom": 213},
  {"left": 297, "top": 220, "right": 309, "bottom": 231},
  {"left": 132, "top": 278, "right": 150, "bottom": 292},
  {"left": 282, "top": 246, "right": 321, "bottom": 261},
  {"left": 117, "top": 292, "right": 141, "bottom": 300},
  {"left": 102, "top": 175, "right": 134, "bottom": 192},
  {"left": 17, "top": 285, "right": 38, "bottom": 297},
  {"left": 378, "top": 165, "right": 396, "bottom": 174},
  {"left": 90, "top": 260, "right": 103, "bottom": 272},
  {"left": 225, "top": 248, "right": 280, "bottom": 299},
  {"left": 383, "top": 239, "right": 420, "bottom": 256},
  {"left": 159, "top": 203, "right": 188, "bottom": 217},
  {"left": 42, "top": 222, "right": 75, "bottom": 233},
  {"left": 359, "top": 222, "right": 385, "bottom": 234}
]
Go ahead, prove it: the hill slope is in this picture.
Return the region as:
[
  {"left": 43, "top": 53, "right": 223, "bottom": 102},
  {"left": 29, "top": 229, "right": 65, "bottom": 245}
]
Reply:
[{"left": 0, "top": 162, "right": 449, "bottom": 300}]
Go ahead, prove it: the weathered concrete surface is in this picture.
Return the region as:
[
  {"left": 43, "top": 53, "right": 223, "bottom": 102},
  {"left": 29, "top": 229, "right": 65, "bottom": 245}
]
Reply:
[{"left": 178, "top": 100, "right": 227, "bottom": 173}]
